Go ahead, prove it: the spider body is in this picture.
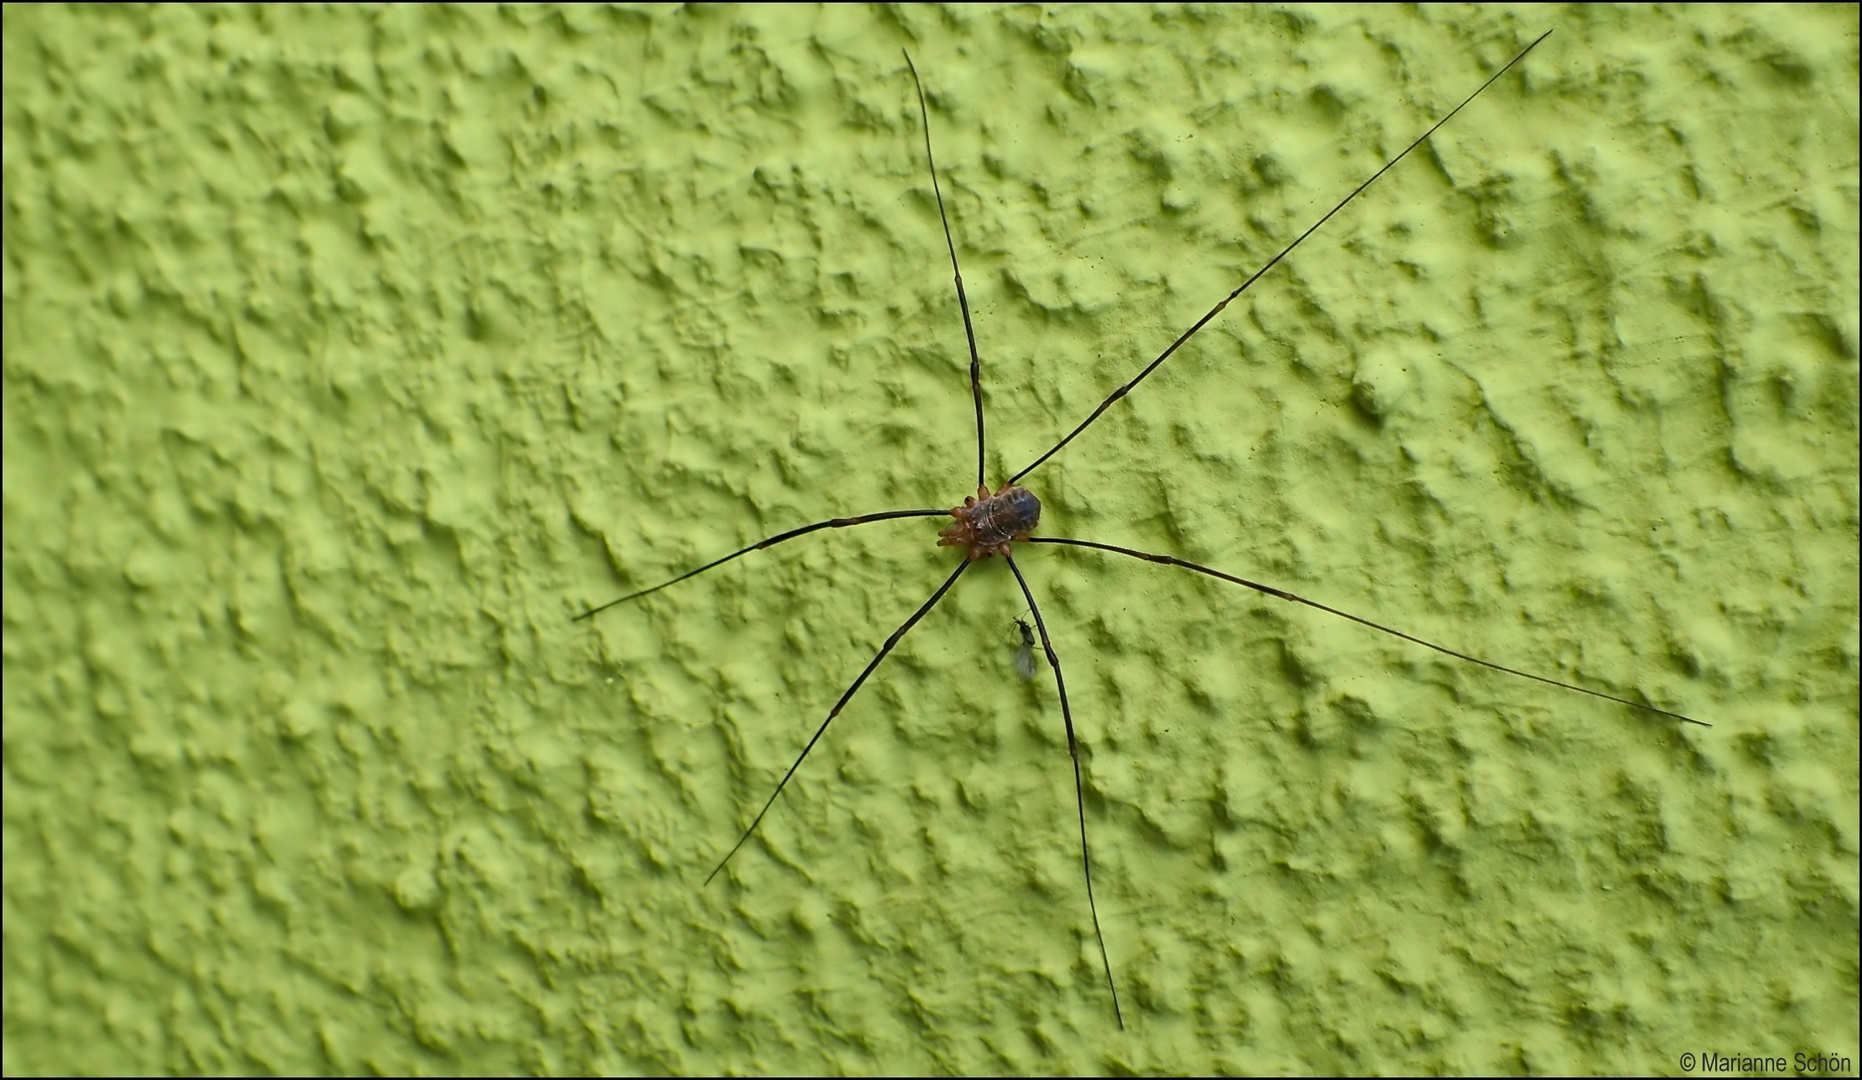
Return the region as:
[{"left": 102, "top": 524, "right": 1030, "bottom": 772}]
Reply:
[{"left": 938, "top": 482, "right": 1041, "bottom": 560}]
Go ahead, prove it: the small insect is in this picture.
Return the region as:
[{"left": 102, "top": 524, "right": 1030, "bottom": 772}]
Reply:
[
  {"left": 1012, "top": 614, "right": 1039, "bottom": 680},
  {"left": 577, "top": 29, "right": 1706, "bottom": 1029}
]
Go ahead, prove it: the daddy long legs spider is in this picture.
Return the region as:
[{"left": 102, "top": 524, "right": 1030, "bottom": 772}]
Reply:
[{"left": 577, "top": 26, "right": 1708, "bottom": 1029}]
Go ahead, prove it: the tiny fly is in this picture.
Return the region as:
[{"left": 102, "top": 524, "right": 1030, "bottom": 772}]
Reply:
[{"left": 1011, "top": 615, "right": 1038, "bottom": 680}]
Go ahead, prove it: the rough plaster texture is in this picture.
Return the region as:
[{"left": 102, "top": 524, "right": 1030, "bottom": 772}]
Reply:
[{"left": 4, "top": 4, "right": 1858, "bottom": 1074}]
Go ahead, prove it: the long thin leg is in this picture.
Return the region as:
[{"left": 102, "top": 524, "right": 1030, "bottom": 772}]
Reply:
[
  {"left": 706, "top": 559, "right": 970, "bottom": 884},
  {"left": 1003, "top": 553, "right": 1125, "bottom": 1030},
  {"left": 903, "top": 49, "right": 988, "bottom": 491},
  {"left": 573, "top": 507, "right": 949, "bottom": 621},
  {"left": 1011, "top": 30, "right": 1554, "bottom": 484},
  {"left": 1029, "top": 535, "right": 1707, "bottom": 728}
]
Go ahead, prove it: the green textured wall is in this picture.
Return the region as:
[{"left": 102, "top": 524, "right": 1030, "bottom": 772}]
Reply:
[{"left": 5, "top": 4, "right": 1857, "bottom": 1074}]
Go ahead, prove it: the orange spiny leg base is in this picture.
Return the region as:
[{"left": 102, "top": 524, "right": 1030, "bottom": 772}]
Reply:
[{"left": 939, "top": 482, "right": 1042, "bottom": 560}]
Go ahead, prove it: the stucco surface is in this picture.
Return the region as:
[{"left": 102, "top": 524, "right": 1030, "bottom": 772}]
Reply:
[{"left": 4, "top": 4, "right": 1857, "bottom": 1074}]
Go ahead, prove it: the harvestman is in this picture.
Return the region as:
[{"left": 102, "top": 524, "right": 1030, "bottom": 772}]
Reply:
[{"left": 577, "top": 30, "right": 1707, "bottom": 1028}]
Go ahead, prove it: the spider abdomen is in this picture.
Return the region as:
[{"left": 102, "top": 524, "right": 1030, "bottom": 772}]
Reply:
[{"left": 939, "top": 483, "right": 1042, "bottom": 560}]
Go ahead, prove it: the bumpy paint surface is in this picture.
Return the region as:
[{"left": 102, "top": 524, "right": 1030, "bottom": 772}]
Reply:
[{"left": 5, "top": 5, "right": 1857, "bottom": 1073}]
